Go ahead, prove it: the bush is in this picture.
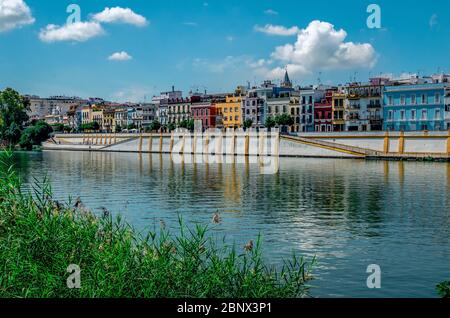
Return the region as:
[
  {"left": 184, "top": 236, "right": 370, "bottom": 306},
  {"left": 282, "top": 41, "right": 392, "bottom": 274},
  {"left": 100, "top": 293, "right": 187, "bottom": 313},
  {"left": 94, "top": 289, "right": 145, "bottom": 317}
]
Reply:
[
  {"left": 436, "top": 281, "right": 450, "bottom": 298},
  {"left": 18, "top": 121, "right": 53, "bottom": 150},
  {"left": 0, "top": 150, "right": 315, "bottom": 298}
]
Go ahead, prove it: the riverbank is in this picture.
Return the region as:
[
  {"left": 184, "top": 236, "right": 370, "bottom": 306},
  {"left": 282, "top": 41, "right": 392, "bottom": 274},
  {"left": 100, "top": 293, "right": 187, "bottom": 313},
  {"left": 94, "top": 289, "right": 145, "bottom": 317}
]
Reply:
[
  {"left": 0, "top": 151, "right": 314, "bottom": 298},
  {"left": 43, "top": 131, "right": 450, "bottom": 161}
]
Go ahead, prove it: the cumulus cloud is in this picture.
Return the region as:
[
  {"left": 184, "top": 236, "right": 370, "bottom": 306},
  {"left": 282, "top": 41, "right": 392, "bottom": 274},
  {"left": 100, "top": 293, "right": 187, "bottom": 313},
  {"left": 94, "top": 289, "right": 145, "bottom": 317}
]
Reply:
[
  {"left": 38, "top": 21, "right": 104, "bottom": 43},
  {"left": 108, "top": 51, "right": 132, "bottom": 61},
  {"left": 254, "top": 24, "right": 299, "bottom": 36},
  {"left": 264, "top": 9, "right": 278, "bottom": 16},
  {"left": 92, "top": 7, "right": 148, "bottom": 27},
  {"left": 257, "top": 20, "right": 377, "bottom": 78},
  {"left": 0, "top": 0, "right": 35, "bottom": 32}
]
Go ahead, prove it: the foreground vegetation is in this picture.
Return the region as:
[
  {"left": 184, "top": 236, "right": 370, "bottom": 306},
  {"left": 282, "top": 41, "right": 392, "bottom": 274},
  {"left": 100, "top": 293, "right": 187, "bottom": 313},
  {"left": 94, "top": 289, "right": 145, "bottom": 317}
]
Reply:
[{"left": 0, "top": 151, "right": 314, "bottom": 298}]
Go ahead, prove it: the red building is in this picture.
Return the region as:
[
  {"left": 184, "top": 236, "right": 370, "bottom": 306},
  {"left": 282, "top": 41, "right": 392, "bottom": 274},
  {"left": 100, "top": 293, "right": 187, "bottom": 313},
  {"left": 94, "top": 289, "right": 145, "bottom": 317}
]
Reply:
[
  {"left": 314, "top": 89, "right": 335, "bottom": 132},
  {"left": 190, "top": 95, "right": 217, "bottom": 130}
]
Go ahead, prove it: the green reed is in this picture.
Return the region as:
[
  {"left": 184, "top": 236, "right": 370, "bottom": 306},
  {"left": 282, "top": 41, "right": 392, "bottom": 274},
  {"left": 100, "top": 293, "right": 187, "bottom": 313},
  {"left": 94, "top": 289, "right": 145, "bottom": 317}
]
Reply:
[{"left": 0, "top": 150, "right": 314, "bottom": 298}]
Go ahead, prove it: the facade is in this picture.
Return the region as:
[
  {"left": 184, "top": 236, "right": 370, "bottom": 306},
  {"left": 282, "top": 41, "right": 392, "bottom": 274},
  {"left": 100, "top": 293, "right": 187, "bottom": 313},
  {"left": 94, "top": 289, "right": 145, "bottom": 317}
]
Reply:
[
  {"left": 299, "top": 89, "right": 316, "bottom": 132},
  {"left": 332, "top": 92, "right": 345, "bottom": 131},
  {"left": 142, "top": 103, "right": 157, "bottom": 128},
  {"left": 191, "top": 96, "right": 216, "bottom": 129},
  {"left": 445, "top": 88, "right": 450, "bottom": 130},
  {"left": 168, "top": 98, "right": 191, "bottom": 125},
  {"left": 102, "top": 108, "right": 115, "bottom": 132},
  {"left": 383, "top": 83, "right": 447, "bottom": 131},
  {"left": 289, "top": 93, "right": 301, "bottom": 132},
  {"left": 114, "top": 108, "right": 128, "bottom": 131},
  {"left": 344, "top": 79, "right": 386, "bottom": 131},
  {"left": 215, "top": 95, "right": 242, "bottom": 129},
  {"left": 27, "top": 95, "right": 85, "bottom": 122},
  {"left": 314, "top": 89, "right": 334, "bottom": 132},
  {"left": 92, "top": 108, "right": 104, "bottom": 129},
  {"left": 81, "top": 105, "right": 92, "bottom": 125}
]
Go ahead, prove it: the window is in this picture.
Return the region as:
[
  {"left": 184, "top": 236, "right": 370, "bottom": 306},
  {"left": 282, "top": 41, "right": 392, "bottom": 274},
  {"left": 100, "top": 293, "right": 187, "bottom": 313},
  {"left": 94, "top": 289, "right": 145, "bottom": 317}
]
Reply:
[
  {"left": 388, "top": 110, "right": 393, "bottom": 120},
  {"left": 421, "top": 109, "right": 427, "bottom": 120},
  {"left": 411, "top": 95, "right": 416, "bottom": 105},
  {"left": 400, "top": 95, "right": 406, "bottom": 105},
  {"left": 400, "top": 110, "right": 405, "bottom": 120},
  {"left": 411, "top": 110, "right": 416, "bottom": 120},
  {"left": 435, "top": 93, "right": 441, "bottom": 104},
  {"left": 421, "top": 94, "right": 427, "bottom": 104},
  {"left": 388, "top": 96, "right": 393, "bottom": 105},
  {"left": 435, "top": 109, "right": 441, "bottom": 119}
]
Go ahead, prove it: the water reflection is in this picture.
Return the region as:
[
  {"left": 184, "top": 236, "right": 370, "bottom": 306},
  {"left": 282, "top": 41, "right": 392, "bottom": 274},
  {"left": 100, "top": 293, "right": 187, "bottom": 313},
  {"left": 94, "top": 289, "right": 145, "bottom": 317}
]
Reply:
[{"left": 14, "top": 151, "right": 450, "bottom": 297}]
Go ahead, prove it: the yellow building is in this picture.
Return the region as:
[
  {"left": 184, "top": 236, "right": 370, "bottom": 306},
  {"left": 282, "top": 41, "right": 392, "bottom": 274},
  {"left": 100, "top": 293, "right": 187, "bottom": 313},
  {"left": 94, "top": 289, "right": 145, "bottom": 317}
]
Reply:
[
  {"left": 215, "top": 95, "right": 242, "bottom": 128},
  {"left": 332, "top": 92, "right": 345, "bottom": 131},
  {"left": 81, "top": 105, "right": 92, "bottom": 125}
]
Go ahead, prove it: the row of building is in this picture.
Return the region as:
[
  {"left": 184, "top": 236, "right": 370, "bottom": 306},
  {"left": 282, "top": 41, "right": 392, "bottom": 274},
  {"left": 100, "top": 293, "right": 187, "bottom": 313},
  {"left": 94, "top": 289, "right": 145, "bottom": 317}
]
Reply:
[{"left": 26, "top": 71, "right": 450, "bottom": 132}]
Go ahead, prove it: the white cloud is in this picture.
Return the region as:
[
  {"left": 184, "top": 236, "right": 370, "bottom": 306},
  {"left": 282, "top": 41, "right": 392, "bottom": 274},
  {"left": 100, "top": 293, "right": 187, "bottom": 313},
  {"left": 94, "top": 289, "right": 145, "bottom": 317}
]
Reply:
[
  {"left": 193, "top": 56, "right": 256, "bottom": 73},
  {"left": 108, "top": 51, "right": 132, "bottom": 61},
  {"left": 264, "top": 9, "right": 278, "bottom": 16},
  {"left": 92, "top": 7, "right": 148, "bottom": 27},
  {"left": 254, "top": 24, "right": 299, "bottom": 36},
  {"left": 0, "top": 0, "right": 35, "bottom": 32},
  {"left": 259, "top": 20, "right": 377, "bottom": 78},
  {"left": 226, "top": 35, "right": 234, "bottom": 42},
  {"left": 183, "top": 22, "right": 198, "bottom": 27},
  {"left": 38, "top": 21, "right": 104, "bottom": 43}
]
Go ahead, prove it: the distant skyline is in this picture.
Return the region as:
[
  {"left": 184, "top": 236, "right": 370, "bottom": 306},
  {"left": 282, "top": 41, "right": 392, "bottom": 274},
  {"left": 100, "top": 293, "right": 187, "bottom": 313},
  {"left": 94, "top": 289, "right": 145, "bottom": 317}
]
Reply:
[{"left": 1, "top": 0, "right": 449, "bottom": 102}]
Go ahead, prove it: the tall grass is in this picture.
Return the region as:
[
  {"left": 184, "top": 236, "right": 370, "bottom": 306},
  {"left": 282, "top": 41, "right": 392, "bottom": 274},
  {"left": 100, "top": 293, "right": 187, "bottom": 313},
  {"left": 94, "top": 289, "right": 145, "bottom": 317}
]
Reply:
[{"left": 0, "top": 150, "right": 315, "bottom": 298}]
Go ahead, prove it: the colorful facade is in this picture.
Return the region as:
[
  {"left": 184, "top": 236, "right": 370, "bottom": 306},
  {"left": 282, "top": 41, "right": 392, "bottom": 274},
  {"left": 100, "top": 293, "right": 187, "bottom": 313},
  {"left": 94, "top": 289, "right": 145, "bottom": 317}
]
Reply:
[
  {"left": 216, "top": 95, "right": 242, "bottom": 128},
  {"left": 383, "top": 83, "right": 447, "bottom": 131},
  {"left": 314, "top": 89, "right": 334, "bottom": 132}
]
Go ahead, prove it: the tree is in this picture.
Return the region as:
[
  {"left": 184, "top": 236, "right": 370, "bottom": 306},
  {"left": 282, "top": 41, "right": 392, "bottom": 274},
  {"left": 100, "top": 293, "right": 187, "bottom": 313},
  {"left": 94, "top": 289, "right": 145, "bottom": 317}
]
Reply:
[
  {"left": 80, "top": 122, "right": 100, "bottom": 132},
  {"left": 115, "top": 125, "right": 122, "bottom": 133},
  {"left": 19, "top": 121, "right": 53, "bottom": 150},
  {"left": 127, "top": 123, "right": 136, "bottom": 130},
  {"left": 167, "top": 122, "right": 176, "bottom": 132},
  {"left": 243, "top": 119, "right": 253, "bottom": 129},
  {"left": 148, "top": 120, "right": 161, "bottom": 132},
  {"left": 265, "top": 116, "right": 276, "bottom": 129},
  {"left": 273, "top": 114, "right": 294, "bottom": 133},
  {"left": 0, "top": 88, "right": 29, "bottom": 145}
]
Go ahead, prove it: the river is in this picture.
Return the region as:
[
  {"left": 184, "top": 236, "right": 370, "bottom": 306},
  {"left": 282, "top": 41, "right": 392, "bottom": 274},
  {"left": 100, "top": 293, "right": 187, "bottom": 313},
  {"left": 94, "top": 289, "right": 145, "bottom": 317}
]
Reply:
[{"left": 14, "top": 150, "right": 450, "bottom": 297}]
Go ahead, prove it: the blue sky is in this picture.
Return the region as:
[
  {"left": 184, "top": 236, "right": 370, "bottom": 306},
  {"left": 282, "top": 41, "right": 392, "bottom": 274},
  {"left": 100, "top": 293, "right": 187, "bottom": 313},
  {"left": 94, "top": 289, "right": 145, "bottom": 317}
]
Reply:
[{"left": 0, "top": 0, "right": 449, "bottom": 102}]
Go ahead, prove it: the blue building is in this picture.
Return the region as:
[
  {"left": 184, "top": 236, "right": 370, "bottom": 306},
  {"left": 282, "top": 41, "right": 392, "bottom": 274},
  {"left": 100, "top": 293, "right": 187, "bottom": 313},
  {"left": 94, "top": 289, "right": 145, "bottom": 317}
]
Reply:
[{"left": 383, "top": 83, "right": 447, "bottom": 131}]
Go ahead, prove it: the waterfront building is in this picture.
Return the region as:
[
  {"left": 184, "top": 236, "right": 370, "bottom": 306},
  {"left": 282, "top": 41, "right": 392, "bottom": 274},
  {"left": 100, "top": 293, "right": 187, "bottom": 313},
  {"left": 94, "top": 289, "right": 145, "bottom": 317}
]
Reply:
[
  {"left": 190, "top": 95, "right": 217, "bottom": 130},
  {"left": 92, "top": 107, "right": 104, "bottom": 129},
  {"left": 344, "top": 78, "right": 387, "bottom": 131},
  {"left": 168, "top": 97, "right": 191, "bottom": 125},
  {"left": 332, "top": 91, "right": 345, "bottom": 131},
  {"left": 289, "top": 93, "right": 301, "bottom": 132},
  {"left": 445, "top": 87, "right": 450, "bottom": 130},
  {"left": 102, "top": 107, "right": 115, "bottom": 133},
  {"left": 141, "top": 103, "right": 158, "bottom": 128},
  {"left": 215, "top": 94, "right": 242, "bottom": 129},
  {"left": 67, "top": 105, "right": 82, "bottom": 130},
  {"left": 81, "top": 105, "right": 93, "bottom": 125},
  {"left": 153, "top": 87, "right": 182, "bottom": 126},
  {"left": 114, "top": 107, "right": 128, "bottom": 131},
  {"left": 267, "top": 91, "right": 292, "bottom": 130},
  {"left": 27, "top": 95, "right": 85, "bottom": 122},
  {"left": 314, "top": 89, "right": 335, "bottom": 132},
  {"left": 383, "top": 82, "right": 447, "bottom": 131},
  {"left": 300, "top": 88, "right": 323, "bottom": 132}
]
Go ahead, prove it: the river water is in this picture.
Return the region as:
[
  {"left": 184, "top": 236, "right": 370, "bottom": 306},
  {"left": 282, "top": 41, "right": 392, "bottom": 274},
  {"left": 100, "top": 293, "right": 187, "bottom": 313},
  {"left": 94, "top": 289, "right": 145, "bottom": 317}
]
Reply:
[{"left": 14, "top": 150, "right": 450, "bottom": 297}]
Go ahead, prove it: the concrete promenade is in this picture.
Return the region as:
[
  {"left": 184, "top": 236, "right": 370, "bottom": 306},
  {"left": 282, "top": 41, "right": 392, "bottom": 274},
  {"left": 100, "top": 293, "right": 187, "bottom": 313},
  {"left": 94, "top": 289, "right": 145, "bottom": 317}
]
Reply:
[{"left": 43, "top": 130, "right": 450, "bottom": 161}]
